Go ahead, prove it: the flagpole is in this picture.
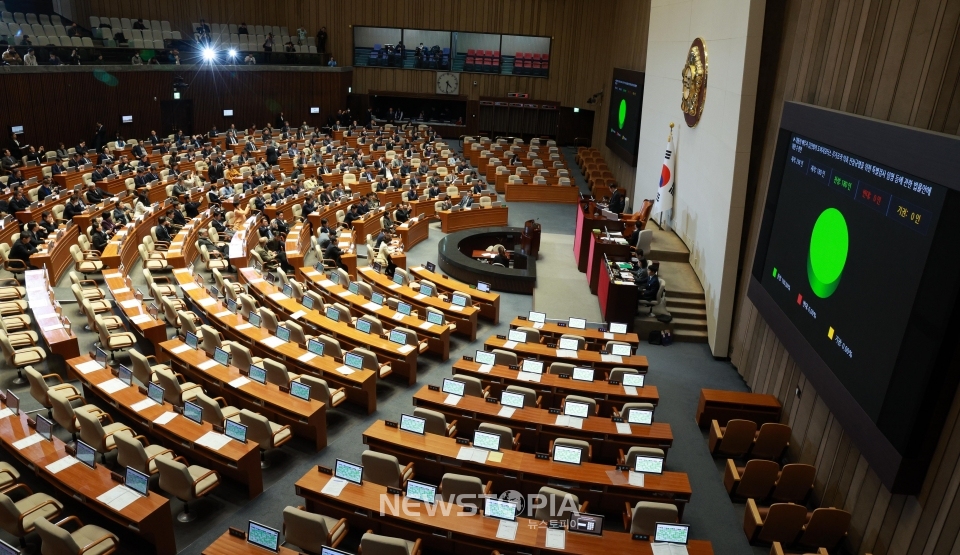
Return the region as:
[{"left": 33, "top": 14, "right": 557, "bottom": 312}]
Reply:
[{"left": 657, "top": 123, "right": 674, "bottom": 230}]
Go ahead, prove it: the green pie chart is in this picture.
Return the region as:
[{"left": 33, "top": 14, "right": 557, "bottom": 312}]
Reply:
[
  {"left": 618, "top": 99, "right": 627, "bottom": 129},
  {"left": 807, "top": 208, "right": 849, "bottom": 298}
]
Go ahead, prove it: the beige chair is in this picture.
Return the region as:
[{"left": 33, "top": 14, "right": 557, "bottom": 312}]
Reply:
[
  {"left": 0, "top": 484, "right": 63, "bottom": 545},
  {"left": 259, "top": 308, "right": 280, "bottom": 334},
  {"left": 193, "top": 391, "right": 241, "bottom": 426},
  {"left": 139, "top": 243, "right": 170, "bottom": 271},
  {"left": 618, "top": 446, "right": 666, "bottom": 468},
  {"left": 115, "top": 432, "right": 174, "bottom": 476},
  {"left": 514, "top": 326, "right": 540, "bottom": 343},
  {"left": 199, "top": 325, "right": 229, "bottom": 357},
  {"left": 504, "top": 385, "right": 540, "bottom": 408},
  {"left": 142, "top": 269, "right": 176, "bottom": 297},
  {"left": 709, "top": 419, "right": 758, "bottom": 458},
  {"left": 562, "top": 395, "right": 598, "bottom": 416},
  {"left": 532, "top": 486, "right": 585, "bottom": 521},
  {"left": 623, "top": 501, "right": 678, "bottom": 538},
  {"left": 614, "top": 402, "right": 655, "bottom": 421},
  {"left": 608, "top": 367, "right": 639, "bottom": 383},
  {"left": 155, "top": 456, "right": 220, "bottom": 522},
  {"left": 48, "top": 389, "right": 101, "bottom": 443},
  {"left": 551, "top": 437, "right": 593, "bottom": 462},
  {"left": 477, "top": 422, "right": 520, "bottom": 451},
  {"left": 297, "top": 375, "right": 346, "bottom": 408},
  {"left": 263, "top": 359, "right": 299, "bottom": 387},
  {"left": 0, "top": 330, "right": 46, "bottom": 384},
  {"left": 94, "top": 315, "right": 136, "bottom": 365},
  {"left": 25, "top": 366, "right": 80, "bottom": 417},
  {"left": 360, "top": 532, "right": 422, "bottom": 555},
  {"left": 129, "top": 349, "right": 167, "bottom": 386},
  {"left": 70, "top": 244, "right": 103, "bottom": 277},
  {"left": 440, "top": 473, "right": 492, "bottom": 512},
  {"left": 239, "top": 409, "right": 292, "bottom": 469},
  {"left": 360, "top": 451, "right": 414, "bottom": 488},
  {"left": 412, "top": 407, "right": 456, "bottom": 437},
  {"left": 282, "top": 505, "right": 348, "bottom": 553},
  {"left": 559, "top": 334, "right": 586, "bottom": 350},
  {"left": 199, "top": 244, "right": 229, "bottom": 274},
  {"left": 69, "top": 272, "right": 105, "bottom": 301},
  {"left": 155, "top": 367, "right": 202, "bottom": 406},
  {"left": 452, "top": 375, "right": 489, "bottom": 398},
  {"left": 491, "top": 349, "right": 516, "bottom": 367},
  {"left": 75, "top": 409, "right": 133, "bottom": 463},
  {"left": 226, "top": 342, "right": 264, "bottom": 371},
  {"left": 351, "top": 348, "right": 392, "bottom": 379},
  {"left": 744, "top": 500, "right": 809, "bottom": 545}
]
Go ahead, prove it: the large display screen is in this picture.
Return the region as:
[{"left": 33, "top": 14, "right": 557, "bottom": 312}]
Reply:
[
  {"left": 750, "top": 102, "right": 960, "bottom": 493},
  {"left": 605, "top": 68, "right": 644, "bottom": 165},
  {"left": 758, "top": 132, "right": 945, "bottom": 420}
]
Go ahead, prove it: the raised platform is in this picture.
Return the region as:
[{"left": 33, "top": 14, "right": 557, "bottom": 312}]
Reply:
[
  {"left": 437, "top": 227, "right": 536, "bottom": 294},
  {"left": 636, "top": 229, "right": 708, "bottom": 343}
]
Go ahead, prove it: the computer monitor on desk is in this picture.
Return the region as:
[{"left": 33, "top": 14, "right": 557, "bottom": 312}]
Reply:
[
  {"left": 247, "top": 521, "right": 280, "bottom": 552},
  {"left": 0, "top": 538, "right": 20, "bottom": 555}
]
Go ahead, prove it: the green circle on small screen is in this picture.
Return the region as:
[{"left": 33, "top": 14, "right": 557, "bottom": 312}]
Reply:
[
  {"left": 618, "top": 99, "right": 627, "bottom": 129},
  {"left": 807, "top": 207, "right": 848, "bottom": 298}
]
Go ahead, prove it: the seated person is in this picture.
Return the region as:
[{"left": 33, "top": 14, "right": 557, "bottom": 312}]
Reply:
[
  {"left": 9, "top": 234, "right": 38, "bottom": 269},
  {"left": 492, "top": 246, "right": 510, "bottom": 267},
  {"left": 639, "top": 264, "right": 660, "bottom": 301}
]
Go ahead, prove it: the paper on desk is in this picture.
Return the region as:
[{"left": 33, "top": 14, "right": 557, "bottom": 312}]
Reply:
[
  {"left": 503, "top": 340, "right": 518, "bottom": 349},
  {"left": 267, "top": 292, "right": 286, "bottom": 301},
  {"left": 181, "top": 282, "right": 200, "bottom": 291},
  {"left": 497, "top": 407, "right": 516, "bottom": 418},
  {"left": 305, "top": 270, "right": 320, "bottom": 277},
  {"left": 616, "top": 422, "right": 633, "bottom": 435},
  {"left": 448, "top": 305, "right": 463, "bottom": 312},
  {"left": 414, "top": 293, "right": 427, "bottom": 300},
  {"left": 262, "top": 336, "right": 286, "bottom": 348},
  {"left": 533, "top": 322, "right": 544, "bottom": 329},
  {"left": 496, "top": 520, "right": 519, "bottom": 541},
  {"left": 516, "top": 372, "right": 542, "bottom": 383},
  {"left": 46, "top": 456, "right": 79, "bottom": 474},
  {"left": 623, "top": 386, "right": 639, "bottom": 396},
  {"left": 443, "top": 394, "right": 461, "bottom": 406},
  {"left": 97, "top": 484, "right": 140, "bottom": 511},
  {"left": 170, "top": 344, "right": 191, "bottom": 354},
  {"left": 153, "top": 411, "right": 177, "bottom": 425},
  {"left": 556, "top": 349, "right": 579, "bottom": 359},
  {"left": 98, "top": 378, "right": 128, "bottom": 394},
  {"left": 336, "top": 291, "right": 351, "bottom": 298},
  {"left": 488, "top": 452, "right": 503, "bottom": 463},
  {"left": 0, "top": 408, "right": 13, "bottom": 419},
  {"left": 195, "top": 431, "right": 231, "bottom": 450},
  {"left": 397, "top": 344, "right": 415, "bottom": 354},
  {"left": 248, "top": 278, "right": 264, "bottom": 285},
  {"left": 628, "top": 471, "right": 645, "bottom": 487},
  {"left": 297, "top": 352, "right": 317, "bottom": 363},
  {"left": 319, "top": 280, "right": 335, "bottom": 288},
  {"left": 388, "top": 283, "right": 401, "bottom": 290},
  {"left": 606, "top": 469, "right": 628, "bottom": 486},
  {"left": 603, "top": 332, "right": 615, "bottom": 340},
  {"left": 391, "top": 311, "right": 404, "bottom": 321},
  {"left": 290, "top": 310, "right": 306, "bottom": 320},
  {"left": 119, "top": 300, "right": 142, "bottom": 309},
  {"left": 214, "top": 311, "right": 232, "bottom": 318},
  {"left": 600, "top": 354, "right": 623, "bottom": 363},
  {"left": 12, "top": 434, "right": 44, "bottom": 450},
  {"left": 198, "top": 297, "right": 217, "bottom": 307},
  {"left": 544, "top": 528, "right": 566, "bottom": 550},
  {"left": 651, "top": 543, "right": 689, "bottom": 555},
  {"left": 113, "top": 287, "right": 130, "bottom": 295},
  {"left": 335, "top": 366, "right": 354, "bottom": 375},
  {"left": 197, "top": 360, "right": 219, "bottom": 371},
  {"left": 321, "top": 477, "right": 348, "bottom": 497},
  {"left": 131, "top": 398, "right": 157, "bottom": 413},
  {"left": 104, "top": 272, "right": 123, "bottom": 279},
  {"left": 362, "top": 302, "right": 380, "bottom": 312},
  {"left": 76, "top": 360, "right": 103, "bottom": 374},
  {"left": 229, "top": 377, "right": 251, "bottom": 388},
  {"left": 41, "top": 323, "right": 65, "bottom": 332},
  {"left": 235, "top": 323, "right": 253, "bottom": 330},
  {"left": 478, "top": 364, "right": 493, "bottom": 374},
  {"left": 418, "top": 321, "right": 433, "bottom": 330},
  {"left": 130, "top": 314, "right": 153, "bottom": 324}
]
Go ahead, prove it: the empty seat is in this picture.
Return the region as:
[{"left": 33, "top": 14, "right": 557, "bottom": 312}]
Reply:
[
  {"left": 361, "top": 451, "right": 414, "bottom": 488},
  {"left": 156, "top": 456, "right": 220, "bottom": 523},
  {"left": 797, "top": 507, "right": 851, "bottom": 550},
  {"left": 750, "top": 423, "right": 791, "bottom": 460},
  {"left": 624, "top": 501, "right": 678, "bottom": 538},
  {"left": 360, "top": 532, "right": 422, "bottom": 555},
  {"left": 282, "top": 505, "right": 348, "bottom": 552},
  {"left": 743, "top": 500, "right": 808, "bottom": 545},
  {"left": 533, "top": 486, "right": 582, "bottom": 521},
  {"left": 770, "top": 464, "right": 816, "bottom": 504},
  {"left": 440, "top": 473, "right": 490, "bottom": 512},
  {"left": 413, "top": 407, "right": 456, "bottom": 437},
  {"left": 708, "top": 419, "right": 758, "bottom": 458},
  {"left": 724, "top": 459, "right": 779, "bottom": 500}
]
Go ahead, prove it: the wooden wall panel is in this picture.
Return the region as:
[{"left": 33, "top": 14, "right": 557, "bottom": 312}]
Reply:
[
  {"left": 0, "top": 68, "right": 349, "bottom": 151},
  {"left": 730, "top": 0, "right": 960, "bottom": 554}
]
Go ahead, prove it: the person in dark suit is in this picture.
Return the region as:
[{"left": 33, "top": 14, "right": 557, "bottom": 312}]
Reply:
[
  {"left": 131, "top": 142, "right": 147, "bottom": 158},
  {"left": 84, "top": 183, "right": 108, "bottom": 204},
  {"left": 472, "top": 182, "right": 484, "bottom": 195},
  {"left": 154, "top": 217, "right": 173, "bottom": 242},
  {"left": 9, "top": 234, "right": 37, "bottom": 269},
  {"left": 36, "top": 178, "right": 54, "bottom": 201},
  {"left": 50, "top": 159, "right": 67, "bottom": 175},
  {"left": 90, "top": 220, "right": 109, "bottom": 251},
  {"left": 92, "top": 123, "right": 105, "bottom": 151},
  {"left": 147, "top": 131, "right": 160, "bottom": 145},
  {"left": 207, "top": 159, "right": 225, "bottom": 182},
  {"left": 492, "top": 246, "right": 509, "bottom": 267},
  {"left": 38, "top": 210, "right": 57, "bottom": 237},
  {"left": 62, "top": 196, "right": 85, "bottom": 220},
  {"left": 265, "top": 142, "right": 278, "bottom": 165},
  {"left": 639, "top": 264, "right": 660, "bottom": 301},
  {"left": 608, "top": 183, "right": 625, "bottom": 215}
]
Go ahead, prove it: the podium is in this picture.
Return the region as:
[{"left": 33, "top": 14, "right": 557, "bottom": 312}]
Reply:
[{"left": 520, "top": 219, "right": 541, "bottom": 258}]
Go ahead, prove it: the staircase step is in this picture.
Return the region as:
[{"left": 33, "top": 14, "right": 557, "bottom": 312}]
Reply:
[
  {"left": 666, "top": 297, "right": 705, "bottom": 310},
  {"left": 633, "top": 317, "right": 709, "bottom": 343},
  {"left": 673, "top": 329, "right": 710, "bottom": 342},
  {"left": 666, "top": 306, "right": 706, "bottom": 319}
]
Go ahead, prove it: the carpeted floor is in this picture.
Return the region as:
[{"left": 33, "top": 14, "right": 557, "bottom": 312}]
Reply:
[{"left": 0, "top": 146, "right": 766, "bottom": 555}]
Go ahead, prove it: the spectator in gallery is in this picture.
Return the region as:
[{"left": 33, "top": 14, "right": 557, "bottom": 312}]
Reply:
[
  {"left": 67, "top": 22, "right": 81, "bottom": 37},
  {"left": 69, "top": 49, "right": 81, "bottom": 65},
  {"left": 238, "top": 22, "right": 248, "bottom": 35},
  {"left": 285, "top": 41, "right": 296, "bottom": 53},
  {"left": 94, "top": 54, "right": 105, "bottom": 64},
  {"left": 133, "top": 19, "right": 146, "bottom": 30},
  {"left": 23, "top": 48, "right": 37, "bottom": 66},
  {"left": 19, "top": 35, "right": 31, "bottom": 46},
  {"left": 263, "top": 33, "right": 275, "bottom": 52},
  {"left": 244, "top": 54, "right": 256, "bottom": 65},
  {"left": 296, "top": 26, "right": 307, "bottom": 45},
  {"left": 327, "top": 57, "right": 337, "bottom": 67},
  {"left": 48, "top": 52, "right": 62, "bottom": 65},
  {"left": 132, "top": 52, "right": 143, "bottom": 65},
  {"left": 3, "top": 46, "right": 21, "bottom": 65},
  {"left": 317, "top": 26, "right": 328, "bottom": 52}
]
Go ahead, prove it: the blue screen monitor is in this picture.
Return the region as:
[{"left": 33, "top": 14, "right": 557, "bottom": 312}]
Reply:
[
  {"left": 124, "top": 466, "right": 150, "bottom": 496},
  {"left": 185, "top": 332, "right": 199, "bottom": 349},
  {"left": 276, "top": 326, "right": 291, "bottom": 342},
  {"left": 182, "top": 400, "right": 203, "bottom": 424},
  {"left": 344, "top": 352, "right": 364, "bottom": 370},
  {"left": 397, "top": 302, "right": 412, "bottom": 316},
  {"left": 249, "top": 365, "right": 267, "bottom": 384},
  {"left": 249, "top": 312, "right": 262, "bottom": 328},
  {"left": 307, "top": 339, "right": 324, "bottom": 356},
  {"left": 325, "top": 307, "right": 340, "bottom": 321},
  {"left": 117, "top": 365, "right": 133, "bottom": 385},
  {"left": 147, "top": 382, "right": 164, "bottom": 405},
  {"left": 290, "top": 381, "right": 311, "bottom": 401},
  {"left": 213, "top": 347, "right": 230, "bottom": 366},
  {"left": 355, "top": 319, "right": 372, "bottom": 334},
  {"left": 371, "top": 292, "right": 385, "bottom": 306},
  {"left": 225, "top": 419, "right": 247, "bottom": 443},
  {"left": 334, "top": 459, "right": 363, "bottom": 485},
  {"left": 76, "top": 440, "right": 97, "bottom": 469},
  {"left": 247, "top": 521, "right": 280, "bottom": 552}
]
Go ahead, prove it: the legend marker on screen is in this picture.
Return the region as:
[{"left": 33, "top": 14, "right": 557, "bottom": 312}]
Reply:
[
  {"left": 828, "top": 327, "right": 835, "bottom": 340},
  {"left": 772, "top": 268, "right": 778, "bottom": 278},
  {"left": 797, "top": 294, "right": 803, "bottom": 305}
]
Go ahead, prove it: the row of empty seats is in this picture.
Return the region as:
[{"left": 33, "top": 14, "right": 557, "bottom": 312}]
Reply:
[
  {"left": 194, "top": 22, "right": 290, "bottom": 37},
  {"left": 0, "top": 11, "right": 62, "bottom": 26},
  {"left": 93, "top": 27, "right": 180, "bottom": 41},
  {"left": 90, "top": 16, "right": 172, "bottom": 32},
  {"left": 514, "top": 52, "right": 550, "bottom": 75},
  {"left": 0, "top": 29, "right": 94, "bottom": 48},
  {"left": 463, "top": 49, "right": 499, "bottom": 71}
]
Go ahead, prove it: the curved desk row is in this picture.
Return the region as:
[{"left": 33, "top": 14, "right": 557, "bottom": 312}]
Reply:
[
  {"left": 25, "top": 269, "right": 80, "bottom": 359},
  {"left": 505, "top": 182, "right": 581, "bottom": 203},
  {"left": 171, "top": 268, "right": 380, "bottom": 413},
  {"left": 483, "top": 336, "right": 649, "bottom": 374},
  {"left": 508, "top": 316, "right": 640, "bottom": 349},
  {"left": 408, "top": 265, "right": 499, "bottom": 323},
  {"left": 67, "top": 356, "right": 264, "bottom": 498},
  {"left": 0, "top": 401, "right": 176, "bottom": 555},
  {"left": 438, "top": 205, "right": 509, "bottom": 233},
  {"left": 284, "top": 221, "right": 312, "bottom": 272},
  {"left": 395, "top": 215, "right": 431, "bottom": 251},
  {"left": 158, "top": 339, "right": 328, "bottom": 451}
]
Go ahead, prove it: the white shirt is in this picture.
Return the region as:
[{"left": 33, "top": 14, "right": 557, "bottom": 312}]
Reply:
[{"left": 24, "top": 53, "right": 37, "bottom": 66}]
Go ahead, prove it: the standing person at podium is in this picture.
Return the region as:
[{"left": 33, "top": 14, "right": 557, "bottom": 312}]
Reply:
[{"left": 608, "top": 183, "right": 625, "bottom": 215}]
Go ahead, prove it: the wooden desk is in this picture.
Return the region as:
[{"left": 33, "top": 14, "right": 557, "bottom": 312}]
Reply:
[
  {"left": 0, "top": 406, "right": 176, "bottom": 555},
  {"left": 262, "top": 193, "right": 302, "bottom": 223},
  {"left": 14, "top": 191, "right": 71, "bottom": 224},
  {"left": 362, "top": 421, "right": 692, "bottom": 518},
  {"left": 588, "top": 231, "right": 631, "bottom": 295},
  {"left": 227, "top": 217, "right": 261, "bottom": 271},
  {"left": 409, "top": 198, "right": 438, "bottom": 220},
  {"left": 451, "top": 358, "right": 659, "bottom": 415},
  {"left": 22, "top": 163, "right": 50, "bottom": 181},
  {"left": 598, "top": 254, "right": 639, "bottom": 326},
  {"left": 202, "top": 532, "right": 299, "bottom": 555},
  {"left": 239, "top": 268, "right": 419, "bottom": 383},
  {"left": 102, "top": 270, "right": 170, "bottom": 350},
  {"left": 296, "top": 471, "right": 712, "bottom": 555},
  {"left": 408, "top": 265, "right": 500, "bottom": 324},
  {"left": 0, "top": 216, "right": 16, "bottom": 246},
  {"left": 395, "top": 215, "right": 431, "bottom": 250},
  {"left": 359, "top": 266, "right": 479, "bottom": 341},
  {"left": 25, "top": 269, "right": 79, "bottom": 359},
  {"left": 30, "top": 222, "right": 77, "bottom": 285},
  {"left": 164, "top": 211, "right": 213, "bottom": 269},
  {"left": 505, "top": 183, "right": 580, "bottom": 203},
  {"left": 158, "top": 339, "right": 328, "bottom": 451},
  {"left": 67, "top": 356, "right": 264, "bottom": 498},
  {"left": 52, "top": 169, "right": 86, "bottom": 190},
  {"left": 170, "top": 268, "right": 379, "bottom": 413},
  {"left": 412, "top": 386, "right": 672, "bottom": 462},
  {"left": 439, "top": 206, "right": 509, "bottom": 233},
  {"left": 574, "top": 202, "right": 624, "bottom": 273},
  {"left": 351, "top": 207, "right": 387, "bottom": 245},
  {"left": 284, "top": 221, "right": 311, "bottom": 272},
  {"left": 483, "top": 336, "right": 649, "bottom": 375},
  {"left": 301, "top": 269, "right": 452, "bottom": 361},
  {"left": 696, "top": 389, "right": 782, "bottom": 428},
  {"left": 508, "top": 317, "right": 639, "bottom": 349}
]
